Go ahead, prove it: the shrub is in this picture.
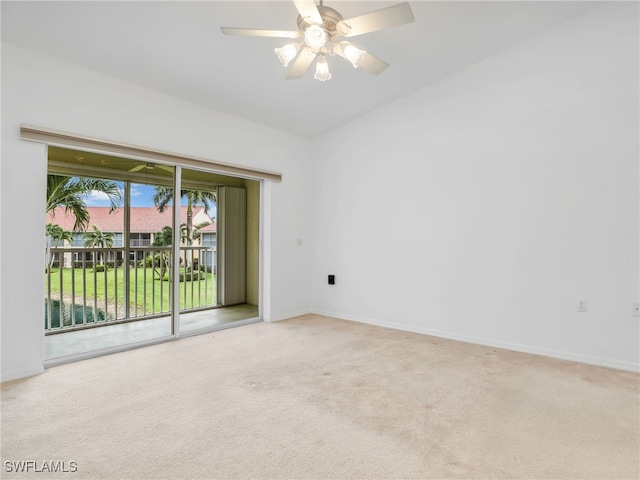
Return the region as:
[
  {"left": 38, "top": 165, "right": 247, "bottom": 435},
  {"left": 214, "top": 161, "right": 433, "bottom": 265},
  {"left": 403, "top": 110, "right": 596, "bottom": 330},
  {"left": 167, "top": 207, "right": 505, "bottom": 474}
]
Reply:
[
  {"left": 161, "top": 270, "right": 203, "bottom": 282},
  {"left": 140, "top": 253, "right": 168, "bottom": 268},
  {"left": 44, "top": 299, "right": 107, "bottom": 329}
]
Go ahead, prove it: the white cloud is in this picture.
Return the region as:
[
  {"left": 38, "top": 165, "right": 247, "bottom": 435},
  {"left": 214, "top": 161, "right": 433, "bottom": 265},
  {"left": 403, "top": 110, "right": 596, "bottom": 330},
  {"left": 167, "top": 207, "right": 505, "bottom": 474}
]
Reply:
[
  {"left": 84, "top": 190, "right": 110, "bottom": 205},
  {"left": 83, "top": 188, "right": 125, "bottom": 206}
]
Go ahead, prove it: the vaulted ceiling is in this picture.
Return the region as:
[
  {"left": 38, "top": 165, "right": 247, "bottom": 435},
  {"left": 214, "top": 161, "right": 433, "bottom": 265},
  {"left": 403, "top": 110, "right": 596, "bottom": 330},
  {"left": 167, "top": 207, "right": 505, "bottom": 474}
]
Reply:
[{"left": 2, "top": 1, "right": 604, "bottom": 139}]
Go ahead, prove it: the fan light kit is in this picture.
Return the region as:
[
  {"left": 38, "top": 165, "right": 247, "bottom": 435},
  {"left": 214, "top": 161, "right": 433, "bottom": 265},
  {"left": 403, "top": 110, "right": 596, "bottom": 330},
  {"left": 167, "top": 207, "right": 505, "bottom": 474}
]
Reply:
[{"left": 221, "top": 0, "right": 414, "bottom": 81}]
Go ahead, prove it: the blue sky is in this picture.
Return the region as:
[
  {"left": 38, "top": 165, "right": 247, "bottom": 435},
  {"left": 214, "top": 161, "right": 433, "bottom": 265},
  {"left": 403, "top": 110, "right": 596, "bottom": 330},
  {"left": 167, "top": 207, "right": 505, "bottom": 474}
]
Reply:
[
  {"left": 83, "top": 183, "right": 157, "bottom": 208},
  {"left": 83, "top": 183, "right": 217, "bottom": 219}
]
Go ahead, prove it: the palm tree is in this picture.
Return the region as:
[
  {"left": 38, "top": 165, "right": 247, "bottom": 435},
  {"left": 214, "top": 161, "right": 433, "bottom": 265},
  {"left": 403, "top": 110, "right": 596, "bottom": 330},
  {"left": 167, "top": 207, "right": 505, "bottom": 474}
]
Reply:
[
  {"left": 190, "top": 221, "right": 213, "bottom": 243},
  {"left": 45, "top": 223, "right": 72, "bottom": 272},
  {"left": 152, "top": 224, "right": 191, "bottom": 247},
  {"left": 152, "top": 187, "right": 216, "bottom": 267},
  {"left": 47, "top": 175, "right": 122, "bottom": 232},
  {"left": 151, "top": 226, "right": 175, "bottom": 247},
  {"left": 152, "top": 187, "right": 216, "bottom": 245},
  {"left": 148, "top": 224, "right": 192, "bottom": 279},
  {"left": 83, "top": 226, "right": 116, "bottom": 267},
  {"left": 46, "top": 223, "right": 73, "bottom": 244}
]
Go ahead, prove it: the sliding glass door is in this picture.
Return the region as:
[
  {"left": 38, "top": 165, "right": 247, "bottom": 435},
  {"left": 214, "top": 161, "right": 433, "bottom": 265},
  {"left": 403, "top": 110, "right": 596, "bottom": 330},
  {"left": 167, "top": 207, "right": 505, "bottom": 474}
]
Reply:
[{"left": 45, "top": 148, "right": 261, "bottom": 362}]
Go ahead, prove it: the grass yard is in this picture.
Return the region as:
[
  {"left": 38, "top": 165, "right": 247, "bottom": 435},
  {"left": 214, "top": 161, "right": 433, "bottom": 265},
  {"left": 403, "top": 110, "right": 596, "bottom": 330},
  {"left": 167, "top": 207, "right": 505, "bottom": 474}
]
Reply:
[{"left": 46, "top": 267, "right": 217, "bottom": 318}]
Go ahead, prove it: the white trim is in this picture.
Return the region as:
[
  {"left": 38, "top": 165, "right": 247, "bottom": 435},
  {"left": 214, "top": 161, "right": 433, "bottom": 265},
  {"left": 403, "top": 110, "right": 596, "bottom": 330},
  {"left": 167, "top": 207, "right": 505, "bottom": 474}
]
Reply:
[
  {"left": 261, "top": 181, "right": 272, "bottom": 322},
  {"left": 310, "top": 309, "right": 640, "bottom": 373},
  {"left": 171, "top": 166, "right": 182, "bottom": 337},
  {"left": 265, "top": 308, "right": 312, "bottom": 323},
  {"left": 258, "top": 180, "right": 265, "bottom": 322}
]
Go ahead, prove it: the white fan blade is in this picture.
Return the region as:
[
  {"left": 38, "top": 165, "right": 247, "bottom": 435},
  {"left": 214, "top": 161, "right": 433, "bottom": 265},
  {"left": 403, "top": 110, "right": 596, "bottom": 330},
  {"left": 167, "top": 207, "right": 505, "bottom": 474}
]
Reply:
[
  {"left": 129, "top": 165, "right": 146, "bottom": 172},
  {"left": 220, "top": 27, "right": 301, "bottom": 38},
  {"left": 336, "top": 2, "right": 414, "bottom": 37},
  {"left": 335, "top": 45, "right": 389, "bottom": 75},
  {"left": 292, "top": 0, "right": 322, "bottom": 25},
  {"left": 358, "top": 52, "right": 389, "bottom": 75},
  {"left": 286, "top": 47, "right": 315, "bottom": 79}
]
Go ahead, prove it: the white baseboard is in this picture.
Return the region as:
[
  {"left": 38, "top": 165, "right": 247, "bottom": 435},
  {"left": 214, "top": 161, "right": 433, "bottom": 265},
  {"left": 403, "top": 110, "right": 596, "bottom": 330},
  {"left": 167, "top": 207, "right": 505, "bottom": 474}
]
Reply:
[
  {"left": 310, "top": 309, "right": 640, "bottom": 373},
  {"left": 264, "top": 308, "right": 311, "bottom": 323}
]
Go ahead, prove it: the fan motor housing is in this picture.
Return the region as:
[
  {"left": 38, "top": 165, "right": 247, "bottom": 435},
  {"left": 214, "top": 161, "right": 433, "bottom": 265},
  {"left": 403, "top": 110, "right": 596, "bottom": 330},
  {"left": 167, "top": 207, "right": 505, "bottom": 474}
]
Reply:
[{"left": 297, "top": 5, "right": 343, "bottom": 38}]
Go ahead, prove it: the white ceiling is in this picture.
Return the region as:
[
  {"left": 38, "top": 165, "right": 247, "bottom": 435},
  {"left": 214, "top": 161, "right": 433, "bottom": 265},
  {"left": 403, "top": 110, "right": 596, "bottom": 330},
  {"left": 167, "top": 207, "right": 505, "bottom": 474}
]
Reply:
[{"left": 2, "top": 1, "right": 604, "bottom": 139}]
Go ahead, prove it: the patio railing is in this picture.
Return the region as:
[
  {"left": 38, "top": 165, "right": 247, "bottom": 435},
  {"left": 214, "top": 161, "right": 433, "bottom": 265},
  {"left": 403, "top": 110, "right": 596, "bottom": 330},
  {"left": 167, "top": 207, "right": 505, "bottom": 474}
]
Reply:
[{"left": 44, "top": 245, "right": 217, "bottom": 334}]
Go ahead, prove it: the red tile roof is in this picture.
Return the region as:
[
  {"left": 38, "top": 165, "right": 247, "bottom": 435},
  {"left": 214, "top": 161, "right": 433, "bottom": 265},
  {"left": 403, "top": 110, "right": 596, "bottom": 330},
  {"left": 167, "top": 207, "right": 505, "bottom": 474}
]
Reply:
[
  {"left": 47, "top": 206, "right": 216, "bottom": 233},
  {"left": 198, "top": 222, "right": 217, "bottom": 232}
]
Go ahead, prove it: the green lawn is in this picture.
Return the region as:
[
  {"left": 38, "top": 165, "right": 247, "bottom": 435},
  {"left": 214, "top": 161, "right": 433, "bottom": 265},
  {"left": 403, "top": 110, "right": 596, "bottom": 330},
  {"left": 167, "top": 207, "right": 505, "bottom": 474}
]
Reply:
[{"left": 46, "top": 267, "right": 217, "bottom": 317}]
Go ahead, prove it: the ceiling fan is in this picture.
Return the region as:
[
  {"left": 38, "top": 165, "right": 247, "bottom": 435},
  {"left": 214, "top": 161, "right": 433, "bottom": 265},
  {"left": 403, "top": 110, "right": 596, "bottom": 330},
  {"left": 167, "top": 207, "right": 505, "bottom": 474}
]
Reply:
[
  {"left": 128, "top": 163, "right": 173, "bottom": 173},
  {"left": 220, "top": 0, "right": 414, "bottom": 81}
]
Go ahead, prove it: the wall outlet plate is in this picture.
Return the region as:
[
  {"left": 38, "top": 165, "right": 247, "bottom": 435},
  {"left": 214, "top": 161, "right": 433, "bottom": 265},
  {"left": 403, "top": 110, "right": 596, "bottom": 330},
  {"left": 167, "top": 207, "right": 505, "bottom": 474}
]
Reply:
[{"left": 577, "top": 300, "right": 587, "bottom": 312}]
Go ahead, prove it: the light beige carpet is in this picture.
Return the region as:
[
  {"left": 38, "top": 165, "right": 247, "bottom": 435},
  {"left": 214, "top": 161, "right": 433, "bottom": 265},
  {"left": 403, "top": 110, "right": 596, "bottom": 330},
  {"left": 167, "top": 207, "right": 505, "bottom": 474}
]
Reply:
[{"left": 1, "top": 314, "right": 638, "bottom": 479}]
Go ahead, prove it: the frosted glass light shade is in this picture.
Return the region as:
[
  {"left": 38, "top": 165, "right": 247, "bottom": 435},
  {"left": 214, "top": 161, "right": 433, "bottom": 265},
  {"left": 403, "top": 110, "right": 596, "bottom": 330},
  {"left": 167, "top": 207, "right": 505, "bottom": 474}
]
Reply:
[
  {"left": 275, "top": 43, "right": 300, "bottom": 67},
  {"left": 343, "top": 44, "right": 366, "bottom": 68},
  {"left": 314, "top": 56, "right": 331, "bottom": 81},
  {"left": 304, "top": 25, "right": 327, "bottom": 49}
]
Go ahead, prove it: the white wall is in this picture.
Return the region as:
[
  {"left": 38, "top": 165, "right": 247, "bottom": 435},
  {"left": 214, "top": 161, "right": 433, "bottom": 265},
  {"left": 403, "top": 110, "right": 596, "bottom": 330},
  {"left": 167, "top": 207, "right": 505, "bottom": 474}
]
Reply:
[
  {"left": 309, "top": 2, "right": 639, "bottom": 371},
  {"left": 2, "top": 2, "right": 638, "bottom": 382},
  {"left": 1, "top": 44, "right": 311, "bottom": 381}
]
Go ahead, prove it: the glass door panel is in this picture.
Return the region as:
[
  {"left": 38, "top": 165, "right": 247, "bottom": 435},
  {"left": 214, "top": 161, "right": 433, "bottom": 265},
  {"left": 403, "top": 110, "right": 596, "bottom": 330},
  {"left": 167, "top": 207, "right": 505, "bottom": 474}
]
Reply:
[
  {"left": 177, "top": 167, "right": 220, "bottom": 333},
  {"left": 44, "top": 154, "right": 175, "bottom": 360}
]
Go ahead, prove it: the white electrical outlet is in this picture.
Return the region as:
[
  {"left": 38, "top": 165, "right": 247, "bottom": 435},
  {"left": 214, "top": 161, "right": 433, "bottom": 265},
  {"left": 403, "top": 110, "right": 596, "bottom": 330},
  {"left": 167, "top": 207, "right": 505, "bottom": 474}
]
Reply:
[
  {"left": 577, "top": 300, "right": 587, "bottom": 312},
  {"left": 633, "top": 303, "right": 640, "bottom": 317}
]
